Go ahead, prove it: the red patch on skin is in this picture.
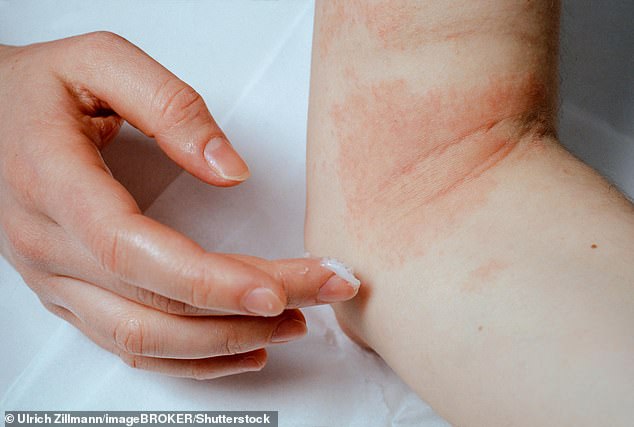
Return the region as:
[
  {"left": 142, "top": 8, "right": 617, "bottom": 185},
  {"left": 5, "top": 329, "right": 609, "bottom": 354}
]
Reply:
[
  {"left": 316, "top": 1, "right": 544, "bottom": 56},
  {"left": 463, "top": 260, "right": 509, "bottom": 293},
  {"left": 316, "top": 1, "right": 349, "bottom": 59},
  {"left": 359, "top": 1, "right": 543, "bottom": 51},
  {"left": 330, "top": 72, "right": 551, "bottom": 265},
  {"left": 471, "top": 260, "right": 508, "bottom": 281},
  {"left": 360, "top": 1, "right": 477, "bottom": 50}
]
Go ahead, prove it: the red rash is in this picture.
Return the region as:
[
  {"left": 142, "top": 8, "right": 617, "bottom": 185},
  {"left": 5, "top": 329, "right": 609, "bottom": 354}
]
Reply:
[
  {"left": 463, "top": 260, "right": 510, "bottom": 293},
  {"left": 330, "top": 73, "right": 551, "bottom": 265},
  {"left": 314, "top": 1, "right": 557, "bottom": 265},
  {"left": 317, "top": 0, "right": 543, "bottom": 58}
]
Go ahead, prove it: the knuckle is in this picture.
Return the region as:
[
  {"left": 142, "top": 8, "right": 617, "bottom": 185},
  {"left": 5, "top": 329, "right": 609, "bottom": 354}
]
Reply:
[
  {"left": 92, "top": 224, "right": 127, "bottom": 278},
  {"left": 80, "top": 31, "right": 128, "bottom": 51},
  {"left": 189, "top": 361, "right": 218, "bottom": 381},
  {"left": 151, "top": 292, "right": 171, "bottom": 313},
  {"left": 219, "top": 325, "right": 245, "bottom": 356},
  {"left": 42, "top": 302, "right": 75, "bottom": 323},
  {"left": 29, "top": 275, "right": 57, "bottom": 301},
  {"left": 179, "top": 302, "right": 206, "bottom": 316},
  {"left": 126, "top": 269, "right": 202, "bottom": 316},
  {"left": 4, "top": 222, "right": 29, "bottom": 260},
  {"left": 2, "top": 149, "right": 40, "bottom": 207},
  {"left": 119, "top": 352, "right": 144, "bottom": 370},
  {"left": 134, "top": 286, "right": 153, "bottom": 306},
  {"left": 190, "top": 285, "right": 210, "bottom": 310},
  {"left": 188, "top": 271, "right": 214, "bottom": 309},
  {"left": 113, "top": 317, "right": 146, "bottom": 355},
  {"left": 189, "top": 363, "right": 208, "bottom": 381},
  {"left": 155, "top": 79, "right": 208, "bottom": 133},
  {"left": 135, "top": 286, "right": 170, "bottom": 313},
  {"left": 4, "top": 219, "right": 42, "bottom": 267},
  {"left": 275, "top": 266, "right": 293, "bottom": 306},
  {"left": 165, "top": 298, "right": 193, "bottom": 315}
]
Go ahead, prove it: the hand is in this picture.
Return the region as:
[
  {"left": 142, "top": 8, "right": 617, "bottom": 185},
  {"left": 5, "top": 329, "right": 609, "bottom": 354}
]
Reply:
[{"left": 0, "top": 32, "right": 358, "bottom": 379}]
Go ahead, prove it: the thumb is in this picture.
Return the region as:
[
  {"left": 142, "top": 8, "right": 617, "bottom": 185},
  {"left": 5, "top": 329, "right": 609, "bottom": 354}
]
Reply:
[{"left": 55, "top": 31, "right": 249, "bottom": 186}]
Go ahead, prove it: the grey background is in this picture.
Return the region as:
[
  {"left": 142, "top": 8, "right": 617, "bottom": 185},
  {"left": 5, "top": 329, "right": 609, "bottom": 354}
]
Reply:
[{"left": 559, "top": 0, "right": 634, "bottom": 197}]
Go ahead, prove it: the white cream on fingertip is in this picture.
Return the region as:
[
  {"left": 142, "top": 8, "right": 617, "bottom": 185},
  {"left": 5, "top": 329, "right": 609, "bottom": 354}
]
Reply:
[
  {"left": 319, "top": 257, "right": 361, "bottom": 289},
  {"left": 304, "top": 252, "right": 362, "bottom": 288}
]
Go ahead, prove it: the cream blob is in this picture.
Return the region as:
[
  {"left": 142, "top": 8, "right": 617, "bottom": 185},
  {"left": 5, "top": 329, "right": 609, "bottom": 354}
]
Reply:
[{"left": 319, "top": 257, "right": 361, "bottom": 289}]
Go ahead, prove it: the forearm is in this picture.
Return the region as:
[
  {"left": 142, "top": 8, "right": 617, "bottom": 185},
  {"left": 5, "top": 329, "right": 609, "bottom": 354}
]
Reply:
[{"left": 306, "top": 1, "right": 634, "bottom": 425}]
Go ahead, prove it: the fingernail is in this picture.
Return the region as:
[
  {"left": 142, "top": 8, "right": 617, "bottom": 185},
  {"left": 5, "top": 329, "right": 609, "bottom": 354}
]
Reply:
[
  {"left": 242, "top": 288, "right": 285, "bottom": 316},
  {"left": 203, "top": 137, "right": 250, "bottom": 181},
  {"left": 317, "top": 275, "right": 359, "bottom": 303},
  {"left": 271, "top": 317, "right": 307, "bottom": 343}
]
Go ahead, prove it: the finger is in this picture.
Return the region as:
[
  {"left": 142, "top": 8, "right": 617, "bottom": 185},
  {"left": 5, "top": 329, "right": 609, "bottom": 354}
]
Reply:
[
  {"left": 53, "top": 31, "right": 249, "bottom": 186},
  {"left": 8, "top": 209, "right": 250, "bottom": 317},
  {"left": 32, "top": 130, "right": 288, "bottom": 316},
  {"left": 31, "top": 214, "right": 358, "bottom": 315},
  {"left": 21, "top": 214, "right": 225, "bottom": 316},
  {"left": 228, "top": 255, "right": 361, "bottom": 307},
  {"left": 10, "top": 205, "right": 359, "bottom": 315},
  {"left": 43, "top": 301, "right": 266, "bottom": 379},
  {"left": 48, "top": 275, "right": 308, "bottom": 359},
  {"left": 118, "top": 349, "right": 267, "bottom": 380}
]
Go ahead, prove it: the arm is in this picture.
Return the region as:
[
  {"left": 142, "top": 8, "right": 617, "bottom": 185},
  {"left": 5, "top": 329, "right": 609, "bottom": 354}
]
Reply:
[{"left": 306, "top": 1, "right": 634, "bottom": 425}]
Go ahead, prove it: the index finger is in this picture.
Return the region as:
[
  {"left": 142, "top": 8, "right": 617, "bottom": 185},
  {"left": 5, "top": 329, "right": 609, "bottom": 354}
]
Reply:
[
  {"left": 227, "top": 255, "right": 361, "bottom": 308},
  {"left": 52, "top": 31, "right": 249, "bottom": 186}
]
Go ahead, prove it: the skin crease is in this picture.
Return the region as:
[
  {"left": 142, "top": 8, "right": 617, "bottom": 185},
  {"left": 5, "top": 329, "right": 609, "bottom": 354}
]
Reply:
[
  {"left": 310, "top": 0, "right": 559, "bottom": 266},
  {"left": 307, "top": 0, "right": 634, "bottom": 425},
  {"left": 0, "top": 33, "right": 360, "bottom": 380},
  {"left": 330, "top": 70, "right": 552, "bottom": 264}
]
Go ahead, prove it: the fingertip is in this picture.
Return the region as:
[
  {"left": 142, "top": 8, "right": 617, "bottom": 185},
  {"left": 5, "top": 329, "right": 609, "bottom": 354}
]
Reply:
[
  {"left": 203, "top": 137, "right": 250, "bottom": 184},
  {"left": 240, "top": 348, "right": 268, "bottom": 371},
  {"left": 317, "top": 275, "right": 359, "bottom": 303},
  {"left": 271, "top": 310, "right": 308, "bottom": 343},
  {"left": 318, "top": 257, "right": 361, "bottom": 289},
  {"left": 278, "top": 257, "right": 361, "bottom": 305}
]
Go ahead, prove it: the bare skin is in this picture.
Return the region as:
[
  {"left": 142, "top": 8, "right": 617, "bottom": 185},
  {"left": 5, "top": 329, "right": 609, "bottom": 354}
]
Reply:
[
  {"left": 306, "top": 1, "right": 634, "bottom": 425},
  {"left": 0, "top": 33, "right": 359, "bottom": 380}
]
